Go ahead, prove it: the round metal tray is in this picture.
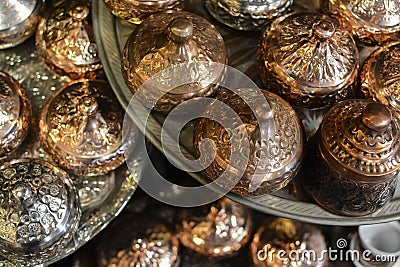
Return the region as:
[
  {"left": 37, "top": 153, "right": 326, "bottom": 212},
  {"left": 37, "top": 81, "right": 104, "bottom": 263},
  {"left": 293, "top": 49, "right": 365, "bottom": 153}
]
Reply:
[
  {"left": 92, "top": 0, "right": 400, "bottom": 225},
  {"left": 0, "top": 38, "right": 146, "bottom": 266}
]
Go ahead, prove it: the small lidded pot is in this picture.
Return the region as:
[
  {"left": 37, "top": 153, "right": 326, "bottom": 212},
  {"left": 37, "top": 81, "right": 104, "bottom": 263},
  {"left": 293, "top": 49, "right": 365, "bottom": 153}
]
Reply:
[
  {"left": 0, "top": 0, "right": 44, "bottom": 49},
  {"left": 250, "top": 218, "right": 327, "bottom": 267},
  {"left": 176, "top": 198, "right": 253, "bottom": 258},
  {"left": 193, "top": 88, "right": 304, "bottom": 195},
  {"left": 103, "top": 0, "right": 184, "bottom": 25},
  {"left": 122, "top": 11, "right": 227, "bottom": 113},
  {"left": 36, "top": 0, "right": 102, "bottom": 79},
  {"left": 0, "top": 159, "right": 80, "bottom": 265},
  {"left": 257, "top": 12, "right": 359, "bottom": 109},
  {"left": 0, "top": 71, "right": 31, "bottom": 158},
  {"left": 326, "top": 0, "right": 400, "bottom": 45},
  {"left": 361, "top": 42, "right": 400, "bottom": 110},
  {"left": 98, "top": 215, "right": 179, "bottom": 267},
  {"left": 39, "top": 80, "right": 134, "bottom": 176},
  {"left": 204, "top": 0, "right": 293, "bottom": 31},
  {"left": 305, "top": 100, "right": 400, "bottom": 216}
]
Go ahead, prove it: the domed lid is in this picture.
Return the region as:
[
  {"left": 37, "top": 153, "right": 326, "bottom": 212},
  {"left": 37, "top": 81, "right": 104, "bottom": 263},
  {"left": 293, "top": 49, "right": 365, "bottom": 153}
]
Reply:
[
  {"left": 0, "top": 71, "right": 31, "bottom": 157},
  {"left": 176, "top": 198, "right": 252, "bottom": 257},
  {"left": 342, "top": 0, "right": 400, "bottom": 29},
  {"left": 250, "top": 218, "right": 327, "bottom": 267},
  {"left": 319, "top": 100, "right": 400, "bottom": 178},
  {"left": 98, "top": 215, "right": 179, "bottom": 267},
  {"left": 39, "top": 80, "right": 130, "bottom": 176},
  {"left": 35, "top": 0, "right": 101, "bottom": 78},
  {"left": 0, "top": 159, "right": 80, "bottom": 256},
  {"left": 194, "top": 88, "right": 304, "bottom": 194},
  {"left": 361, "top": 42, "right": 400, "bottom": 109},
  {"left": 0, "top": 0, "right": 37, "bottom": 31},
  {"left": 123, "top": 11, "right": 226, "bottom": 95},
  {"left": 267, "top": 12, "right": 358, "bottom": 89}
]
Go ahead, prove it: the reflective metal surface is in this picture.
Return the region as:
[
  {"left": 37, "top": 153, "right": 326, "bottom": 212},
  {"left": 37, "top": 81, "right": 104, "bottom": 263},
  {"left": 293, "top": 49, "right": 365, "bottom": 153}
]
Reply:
[
  {"left": 39, "top": 79, "right": 135, "bottom": 176},
  {"left": 122, "top": 11, "right": 227, "bottom": 113},
  {"left": 250, "top": 218, "right": 327, "bottom": 267},
  {"left": 93, "top": 0, "right": 400, "bottom": 225},
  {"left": 0, "top": 38, "right": 145, "bottom": 266},
  {"left": 193, "top": 88, "right": 304, "bottom": 195},
  {"left": 327, "top": 0, "right": 400, "bottom": 45},
  {"left": 204, "top": 0, "right": 293, "bottom": 30},
  {"left": 176, "top": 198, "right": 252, "bottom": 258},
  {"left": 36, "top": 0, "right": 102, "bottom": 79},
  {"left": 0, "top": 159, "right": 81, "bottom": 266},
  {"left": 103, "top": 0, "right": 184, "bottom": 25},
  {"left": 361, "top": 42, "right": 400, "bottom": 110},
  {"left": 0, "top": 71, "right": 31, "bottom": 158},
  {"left": 98, "top": 215, "right": 180, "bottom": 267},
  {"left": 257, "top": 12, "right": 359, "bottom": 109},
  {"left": 0, "top": 0, "right": 43, "bottom": 49},
  {"left": 305, "top": 100, "right": 400, "bottom": 216}
]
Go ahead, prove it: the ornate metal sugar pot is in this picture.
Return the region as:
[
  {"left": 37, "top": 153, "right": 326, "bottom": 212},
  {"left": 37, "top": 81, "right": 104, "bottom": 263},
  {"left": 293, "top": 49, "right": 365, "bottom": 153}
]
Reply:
[
  {"left": 326, "top": 0, "right": 400, "bottom": 45},
  {"left": 0, "top": 71, "right": 31, "bottom": 158},
  {"left": 36, "top": 0, "right": 102, "bottom": 79},
  {"left": 193, "top": 88, "right": 304, "bottom": 195},
  {"left": 304, "top": 100, "right": 400, "bottom": 216},
  {"left": 122, "top": 11, "right": 227, "bottom": 113},
  {"left": 361, "top": 42, "right": 400, "bottom": 110},
  {"left": 0, "top": 159, "right": 81, "bottom": 266},
  {"left": 39, "top": 80, "right": 134, "bottom": 176},
  {"left": 204, "top": 0, "right": 293, "bottom": 31},
  {"left": 257, "top": 12, "right": 359, "bottom": 109}
]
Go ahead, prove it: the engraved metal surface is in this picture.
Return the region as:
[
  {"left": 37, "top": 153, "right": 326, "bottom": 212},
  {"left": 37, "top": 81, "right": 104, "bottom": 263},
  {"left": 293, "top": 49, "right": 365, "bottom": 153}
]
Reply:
[
  {"left": 193, "top": 89, "right": 304, "bottom": 195},
  {"left": 257, "top": 12, "right": 359, "bottom": 109},
  {"left": 103, "top": 0, "right": 184, "bottom": 25},
  {"left": 176, "top": 198, "right": 252, "bottom": 258},
  {"left": 39, "top": 80, "right": 134, "bottom": 176},
  {"left": 0, "top": 0, "right": 43, "bottom": 49},
  {"left": 250, "top": 218, "right": 327, "bottom": 267},
  {"left": 93, "top": 0, "right": 400, "bottom": 225},
  {"left": 320, "top": 100, "right": 400, "bottom": 178},
  {"left": 305, "top": 100, "right": 400, "bottom": 216},
  {"left": 361, "top": 42, "right": 400, "bottom": 109},
  {"left": 327, "top": 0, "right": 400, "bottom": 45},
  {"left": 36, "top": 0, "right": 102, "bottom": 79},
  {"left": 0, "top": 159, "right": 80, "bottom": 266},
  {"left": 0, "top": 72, "right": 31, "bottom": 158},
  {"left": 98, "top": 215, "right": 180, "bottom": 267},
  {"left": 0, "top": 38, "right": 144, "bottom": 265},
  {"left": 305, "top": 152, "right": 397, "bottom": 216},
  {"left": 204, "top": 0, "right": 293, "bottom": 30},
  {"left": 122, "top": 11, "right": 227, "bottom": 113}
]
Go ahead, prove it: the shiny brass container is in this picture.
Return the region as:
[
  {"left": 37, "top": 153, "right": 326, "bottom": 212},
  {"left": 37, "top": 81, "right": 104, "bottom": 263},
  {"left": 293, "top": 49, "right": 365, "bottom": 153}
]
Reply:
[
  {"left": 0, "top": 71, "right": 31, "bottom": 158},
  {"left": 0, "top": 0, "right": 44, "bottom": 49},
  {"left": 204, "top": 0, "right": 293, "bottom": 31},
  {"left": 36, "top": 0, "right": 102, "bottom": 79},
  {"left": 257, "top": 12, "right": 359, "bottom": 109},
  {"left": 0, "top": 159, "right": 81, "bottom": 265},
  {"left": 176, "top": 198, "right": 253, "bottom": 258},
  {"left": 122, "top": 11, "right": 227, "bottom": 113},
  {"left": 39, "top": 80, "right": 134, "bottom": 176},
  {"left": 98, "top": 215, "right": 179, "bottom": 267},
  {"left": 326, "top": 0, "right": 400, "bottom": 45},
  {"left": 250, "top": 218, "right": 327, "bottom": 267},
  {"left": 361, "top": 42, "right": 400, "bottom": 109},
  {"left": 103, "top": 0, "right": 184, "bottom": 25},
  {"left": 193, "top": 88, "right": 304, "bottom": 195},
  {"left": 305, "top": 100, "right": 400, "bottom": 216}
]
